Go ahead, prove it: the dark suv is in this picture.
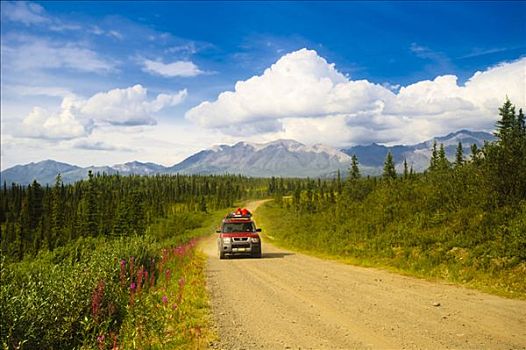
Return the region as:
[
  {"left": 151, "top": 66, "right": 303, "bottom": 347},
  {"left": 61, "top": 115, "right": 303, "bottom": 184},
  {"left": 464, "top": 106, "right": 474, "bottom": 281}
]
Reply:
[{"left": 217, "top": 209, "right": 262, "bottom": 259}]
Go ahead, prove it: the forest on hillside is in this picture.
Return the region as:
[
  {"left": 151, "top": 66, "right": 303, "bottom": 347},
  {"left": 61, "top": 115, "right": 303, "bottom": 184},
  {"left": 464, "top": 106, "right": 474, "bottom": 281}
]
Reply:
[
  {"left": 1, "top": 99, "right": 524, "bottom": 349},
  {"left": 262, "top": 98, "right": 526, "bottom": 296},
  {"left": 0, "top": 174, "right": 268, "bottom": 349}
]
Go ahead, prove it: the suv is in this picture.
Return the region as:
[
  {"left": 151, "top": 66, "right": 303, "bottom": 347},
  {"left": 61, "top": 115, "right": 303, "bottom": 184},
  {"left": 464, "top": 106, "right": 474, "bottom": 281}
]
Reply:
[{"left": 217, "top": 208, "right": 262, "bottom": 259}]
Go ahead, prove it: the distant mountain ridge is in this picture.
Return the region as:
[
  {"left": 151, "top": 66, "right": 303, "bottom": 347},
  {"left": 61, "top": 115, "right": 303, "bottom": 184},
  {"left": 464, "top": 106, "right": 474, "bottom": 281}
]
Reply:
[
  {"left": 1, "top": 130, "right": 495, "bottom": 185},
  {"left": 341, "top": 129, "right": 495, "bottom": 172}
]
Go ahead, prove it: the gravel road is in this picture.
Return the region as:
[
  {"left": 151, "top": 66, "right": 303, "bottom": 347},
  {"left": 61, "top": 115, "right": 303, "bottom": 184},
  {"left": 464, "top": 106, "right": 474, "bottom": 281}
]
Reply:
[{"left": 201, "top": 200, "right": 526, "bottom": 349}]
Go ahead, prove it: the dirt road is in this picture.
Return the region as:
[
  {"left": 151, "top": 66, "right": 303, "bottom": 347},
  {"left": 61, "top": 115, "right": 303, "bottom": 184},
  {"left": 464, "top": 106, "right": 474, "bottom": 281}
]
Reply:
[{"left": 201, "top": 200, "right": 526, "bottom": 349}]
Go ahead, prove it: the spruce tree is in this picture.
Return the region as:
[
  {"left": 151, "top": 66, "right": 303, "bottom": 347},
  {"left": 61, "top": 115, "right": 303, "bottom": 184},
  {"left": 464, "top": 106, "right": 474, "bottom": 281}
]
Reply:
[
  {"left": 470, "top": 144, "right": 479, "bottom": 163},
  {"left": 383, "top": 152, "right": 397, "bottom": 180},
  {"left": 495, "top": 97, "right": 516, "bottom": 142},
  {"left": 51, "top": 174, "right": 64, "bottom": 249},
  {"left": 486, "top": 99, "right": 526, "bottom": 203},
  {"left": 82, "top": 170, "right": 99, "bottom": 236},
  {"left": 455, "top": 142, "right": 464, "bottom": 167},
  {"left": 336, "top": 169, "right": 342, "bottom": 194},
  {"left": 437, "top": 143, "right": 450, "bottom": 170},
  {"left": 349, "top": 155, "right": 360, "bottom": 180}
]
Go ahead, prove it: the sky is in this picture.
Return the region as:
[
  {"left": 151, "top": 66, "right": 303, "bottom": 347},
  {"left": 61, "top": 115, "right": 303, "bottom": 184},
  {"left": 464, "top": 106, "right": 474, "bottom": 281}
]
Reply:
[{"left": 1, "top": 1, "right": 525, "bottom": 170}]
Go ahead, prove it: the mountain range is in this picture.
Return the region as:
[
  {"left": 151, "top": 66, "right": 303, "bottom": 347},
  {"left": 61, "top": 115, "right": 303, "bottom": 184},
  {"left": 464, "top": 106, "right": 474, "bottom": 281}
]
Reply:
[{"left": 1, "top": 130, "right": 495, "bottom": 185}]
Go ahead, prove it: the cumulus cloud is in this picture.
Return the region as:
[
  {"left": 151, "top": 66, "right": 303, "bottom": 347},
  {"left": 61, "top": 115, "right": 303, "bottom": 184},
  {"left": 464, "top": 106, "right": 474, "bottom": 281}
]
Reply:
[
  {"left": 18, "top": 85, "right": 187, "bottom": 140},
  {"left": 20, "top": 106, "right": 89, "bottom": 140},
  {"left": 142, "top": 59, "right": 204, "bottom": 77},
  {"left": 186, "top": 48, "right": 526, "bottom": 146},
  {"left": 78, "top": 84, "right": 187, "bottom": 126}
]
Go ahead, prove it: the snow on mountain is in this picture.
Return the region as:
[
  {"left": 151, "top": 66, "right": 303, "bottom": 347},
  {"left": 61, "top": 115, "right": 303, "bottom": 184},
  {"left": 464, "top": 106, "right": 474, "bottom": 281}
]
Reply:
[
  {"left": 170, "top": 139, "right": 351, "bottom": 177},
  {"left": 0, "top": 130, "right": 496, "bottom": 185},
  {"left": 341, "top": 129, "right": 495, "bottom": 172}
]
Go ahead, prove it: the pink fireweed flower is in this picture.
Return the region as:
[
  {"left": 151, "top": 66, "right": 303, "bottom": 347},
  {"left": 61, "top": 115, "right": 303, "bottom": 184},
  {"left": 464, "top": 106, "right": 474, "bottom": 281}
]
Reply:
[
  {"left": 174, "top": 246, "right": 184, "bottom": 257},
  {"left": 162, "top": 295, "right": 168, "bottom": 305},
  {"left": 91, "top": 280, "right": 105, "bottom": 321},
  {"left": 97, "top": 334, "right": 105, "bottom": 349},
  {"left": 129, "top": 282, "right": 136, "bottom": 306},
  {"left": 150, "top": 271, "right": 155, "bottom": 288},
  {"left": 128, "top": 256, "right": 135, "bottom": 282}
]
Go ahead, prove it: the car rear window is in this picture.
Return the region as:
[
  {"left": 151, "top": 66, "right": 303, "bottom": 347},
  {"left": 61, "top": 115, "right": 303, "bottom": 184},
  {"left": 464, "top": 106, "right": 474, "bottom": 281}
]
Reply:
[{"left": 222, "top": 222, "right": 255, "bottom": 232}]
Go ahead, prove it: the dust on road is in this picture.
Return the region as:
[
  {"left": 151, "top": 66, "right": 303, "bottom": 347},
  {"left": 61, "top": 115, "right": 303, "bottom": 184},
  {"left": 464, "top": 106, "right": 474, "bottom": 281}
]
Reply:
[{"left": 200, "top": 200, "right": 526, "bottom": 349}]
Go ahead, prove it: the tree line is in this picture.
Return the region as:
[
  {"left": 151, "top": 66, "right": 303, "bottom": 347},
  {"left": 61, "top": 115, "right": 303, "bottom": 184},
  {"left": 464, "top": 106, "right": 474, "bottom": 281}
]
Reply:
[
  {"left": 264, "top": 99, "right": 525, "bottom": 295},
  {"left": 0, "top": 173, "right": 268, "bottom": 262}
]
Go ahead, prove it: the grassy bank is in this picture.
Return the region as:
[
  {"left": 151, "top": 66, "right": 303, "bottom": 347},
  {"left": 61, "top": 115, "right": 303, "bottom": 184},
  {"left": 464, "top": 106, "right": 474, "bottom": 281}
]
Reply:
[
  {"left": 256, "top": 201, "right": 526, "bottom": 299},
  {"left": 1, "top": 206, "right": 230, "bottom": 350}
]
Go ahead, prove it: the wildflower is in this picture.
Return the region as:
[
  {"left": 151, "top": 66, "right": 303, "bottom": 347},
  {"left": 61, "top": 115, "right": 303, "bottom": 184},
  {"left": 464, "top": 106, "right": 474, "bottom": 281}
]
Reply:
[
  {"left": 149, "top": 271, "right": 155, "bottom": 288},
  {"left": 129, "top": 256, "right": 135, "bottom": 278},
  {"left": 162, "top": 295, "right": 168, "bottom": 305},
  {"left": 91, "top": 280, "right": 105, "bottom": 321},
  {"left": 129, "top": 282, "right": 136, "bottom": 306},
  {"left": 97, "top": 334, "right": 105, "bottom": 349},
  {"left": 111, "top": 332, "right": 119, "bottom": 350},
  {"left": 165, "top": 269, "right": 171, "bottom": 282}
]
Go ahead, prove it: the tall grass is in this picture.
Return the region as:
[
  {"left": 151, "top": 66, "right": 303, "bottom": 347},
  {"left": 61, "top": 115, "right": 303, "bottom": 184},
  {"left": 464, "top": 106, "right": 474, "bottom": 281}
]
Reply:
[
  {"left": 1, "top": 207, "right": 227, "bottom": 349},
  {"left": 257, "top": 200, "right": 526, "bottom": 299}
]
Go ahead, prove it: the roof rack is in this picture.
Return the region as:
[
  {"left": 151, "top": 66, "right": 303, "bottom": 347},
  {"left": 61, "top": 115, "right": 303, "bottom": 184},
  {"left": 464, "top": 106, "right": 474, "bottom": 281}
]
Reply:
[{"left": 225, "top": 208, "right": 252, "bottom": 219}]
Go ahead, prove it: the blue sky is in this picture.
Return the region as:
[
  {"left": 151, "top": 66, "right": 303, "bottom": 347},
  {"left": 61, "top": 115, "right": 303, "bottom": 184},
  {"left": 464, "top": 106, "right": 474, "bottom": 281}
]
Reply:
[{"left": 1, "top": 1, "right": 525, "bottom": 169}]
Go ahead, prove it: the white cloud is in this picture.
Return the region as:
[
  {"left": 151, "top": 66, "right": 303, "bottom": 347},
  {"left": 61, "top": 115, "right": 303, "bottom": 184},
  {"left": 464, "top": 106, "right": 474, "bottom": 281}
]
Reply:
[
  {"left": 142, "top": 59, "right": 204, "bottom": 77},
  {"left": 79, "top": 84, "right": 187, "bottom": 125},
  {"left": 2, "top": 37, "right": 115, "bottom": 73},
  {"left": 1, "top": 1, "right": 49, "bottom": 25},
  {"left": 108, "top": 30, "right": 123, "bottom": 40},
  {"left": 16, "top": 85, "right": 187, "bottom": 140},
  {"left": 72, "top": 139, "right": 133, "bottom": 152},
  {"left": 6, "top": 84, "right": 72, "bottom": 98},
  {"left": 186, "top": 48, "right": 526, "bottom": 146},
  {"left": 20, "top": 106, "right": 88, "bottom": 140}
]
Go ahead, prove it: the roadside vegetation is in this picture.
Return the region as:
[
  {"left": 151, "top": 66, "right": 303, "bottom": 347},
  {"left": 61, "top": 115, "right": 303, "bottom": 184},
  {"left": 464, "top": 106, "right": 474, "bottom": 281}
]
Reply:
[
  {"left": 260, "top": 99, "right": 526, "bottom": 298},
  {"left": 1, "top": 99, "right": 524, "bottom": 348},
  {"left": 0, "top": 174, "right": 267, "bottom": 349}
]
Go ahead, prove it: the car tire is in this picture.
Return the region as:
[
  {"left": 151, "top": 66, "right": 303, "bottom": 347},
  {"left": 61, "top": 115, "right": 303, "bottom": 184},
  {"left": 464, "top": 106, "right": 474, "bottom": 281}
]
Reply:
[
  {"left": 219, "top": 249, "right": 226, "bottom": 260},
  {"left": 252, "top": 248, "right": 262, "bottom": 258}
]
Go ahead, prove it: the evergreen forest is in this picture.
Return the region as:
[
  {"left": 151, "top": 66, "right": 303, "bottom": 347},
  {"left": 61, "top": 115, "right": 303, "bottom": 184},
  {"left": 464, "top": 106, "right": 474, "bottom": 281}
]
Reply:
[
  {"left": 262, "top": 98, "right": 526, "bottom": 296},
  {"left": 1, "top": 99, "right": 524, "bottom": 349}
]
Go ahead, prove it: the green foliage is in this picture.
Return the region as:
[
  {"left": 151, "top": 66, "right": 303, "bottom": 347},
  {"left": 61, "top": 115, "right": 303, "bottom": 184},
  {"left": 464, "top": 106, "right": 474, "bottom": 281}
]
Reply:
[
  {"left": 1, "top": 174, "right": 268, "bottom": 262},
  {"left": 483, "top": 99, "right": 526, "bottom": 204},
  {"left": 349, "top": 155, "right": 360, "bottom": 180},
  {"left": 382, "top": 152, "right": 396, "bottom": 180},
  {"left": 258, "top": 98, "right": 526, "bottom": 298},
  {"left": 0, "top": 172, "right": 266, "bottom": 349},
  {"left": 455, "top": 142, "right": 464, "bottom": 167}
]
